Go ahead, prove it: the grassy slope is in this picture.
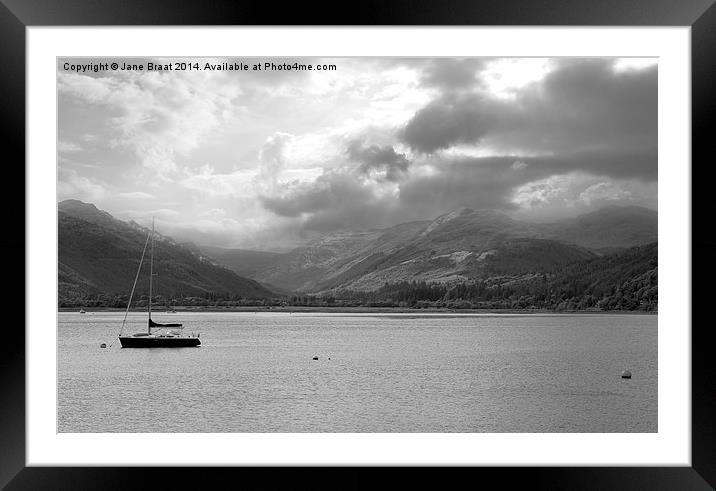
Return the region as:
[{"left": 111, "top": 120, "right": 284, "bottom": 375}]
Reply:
[{"left": 58, "top": 212, "right": 275, "bottom": 302}]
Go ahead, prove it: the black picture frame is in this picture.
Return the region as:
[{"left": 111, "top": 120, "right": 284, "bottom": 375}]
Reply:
[{"left": 3, "top": 0, "right": 714, "bottom": 488}]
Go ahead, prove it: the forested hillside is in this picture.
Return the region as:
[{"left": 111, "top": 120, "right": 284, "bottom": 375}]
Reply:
[
  {"left": 58, "top": 201, "right": 275, "bottom": 307},
  {"left": 313, "top": 243, "right": 658, "bottom": 311}
]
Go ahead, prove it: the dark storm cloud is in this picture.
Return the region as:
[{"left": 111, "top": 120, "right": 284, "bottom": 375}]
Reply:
[
  {"left": 261, "top": 147, "right": 657, "bottom": 234},
  {"left": 262, "top": 140, "right": 411, "bottom": 230},
  {"left": 399, "top": 159, "right": 518, "bottom": 213},
  {"left": 402, "top": 59, "right": 657, "bottom": 182},
  {"left": 261, "top": 172, "right": 375, "bottom": 219},
  {"left": 302, "top": 198, "right": 395, "bottom": 233},
  {"left": 347, "top": 140, "right": 410, "bottom": 181},
  {"left": 259, "top": 158, "right": 523, "bottom": 232},
  {"left": 259, "top": 58, "right": 657, "bottom": 237},
  {"left": 402, "top": 60, "right": 493, "bottom": 153},
  {"left": 399, "top": 151, "right": 657, "bottom": 214},
  {"left": 400, "top": 95, "right": 498, "bottom": 153},
  {"left": 260, "top": 171, "right": 397, "bottom": 232}
]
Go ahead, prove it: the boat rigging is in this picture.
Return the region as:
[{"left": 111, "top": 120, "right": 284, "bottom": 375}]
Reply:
[{"left": 118, "top": 218, "right": 200, "bottom": 348}]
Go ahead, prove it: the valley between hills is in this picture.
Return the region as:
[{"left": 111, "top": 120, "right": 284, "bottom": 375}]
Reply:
[{"left": 58, "top": 199, "right": 657, "bottom": 312}]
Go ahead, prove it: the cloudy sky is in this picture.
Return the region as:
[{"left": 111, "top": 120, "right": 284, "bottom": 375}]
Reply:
[{"left": 58, "top": 57, "right": 657, "bottom": 251}]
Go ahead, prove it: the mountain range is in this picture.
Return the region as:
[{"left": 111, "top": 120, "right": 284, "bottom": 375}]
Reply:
[
  {"left": 58, "top": 200, "right": 657, "bottom": 310},
  {"left": 199, "top": 205, "right": 657, "bottom": 294}
]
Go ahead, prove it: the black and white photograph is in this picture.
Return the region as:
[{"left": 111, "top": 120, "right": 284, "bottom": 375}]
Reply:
[{"left": 57, "top": 56, "right": 658, "bottom": 434}]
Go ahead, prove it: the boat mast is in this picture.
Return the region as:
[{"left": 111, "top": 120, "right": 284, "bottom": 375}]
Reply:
[
  {"left": 119, "top": 228, "right": 151, "bottom": 337},
  {"left": 148, "top": 217, "right": 154, "bottom": 333}
]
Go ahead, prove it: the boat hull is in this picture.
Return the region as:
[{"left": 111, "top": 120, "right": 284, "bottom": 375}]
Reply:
[{"left": 119, "top": 336, "right": 200, "bottom": 348}]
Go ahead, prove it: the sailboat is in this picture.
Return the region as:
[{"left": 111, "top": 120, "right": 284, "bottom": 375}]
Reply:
[{"left": 118, "top": 218, "right": 201, "bottom": 348}]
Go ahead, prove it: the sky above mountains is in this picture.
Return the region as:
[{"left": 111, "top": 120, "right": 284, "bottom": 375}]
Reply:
[{"left": 58, "top": 57, "right": 657, "bottom": 250}]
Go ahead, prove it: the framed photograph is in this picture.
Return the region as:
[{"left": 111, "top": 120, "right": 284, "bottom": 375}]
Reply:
[{"left": 6, "top": 0, "right": 714, "bottom": 488}]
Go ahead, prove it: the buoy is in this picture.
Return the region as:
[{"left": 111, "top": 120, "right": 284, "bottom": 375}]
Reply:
[
  {"left": 312, "top": 356, "right": 319, "bottom": 360},
  {"left": 621, "top": 370, "right": 632, "bottom": 379},
  {"left": 100, "top": 343, "right": 107, "bottom": 348}
]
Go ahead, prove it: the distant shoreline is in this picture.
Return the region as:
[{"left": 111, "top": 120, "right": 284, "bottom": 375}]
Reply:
[{"left": 58, "top": 306, "right": 657, "bottom": 315}]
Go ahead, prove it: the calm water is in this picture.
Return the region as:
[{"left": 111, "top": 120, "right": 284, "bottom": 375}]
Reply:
[{"left": 58, "top": 311, "right": 657, "bottom": 432}]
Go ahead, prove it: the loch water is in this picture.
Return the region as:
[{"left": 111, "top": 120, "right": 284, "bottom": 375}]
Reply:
[{"left": 58, "top": 311, "right": 657, "bottom": 433}]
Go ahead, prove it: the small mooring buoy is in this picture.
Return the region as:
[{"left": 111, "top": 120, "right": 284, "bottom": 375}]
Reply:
[
  {"left": 621, "top": 370, "right": 632, "bottom": 379},
  {"left": 100, "top": 343, "right": 107, "bottom": 348},
  {"left": 312, "top": 356, "right": 319, "bottom": 360}
]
